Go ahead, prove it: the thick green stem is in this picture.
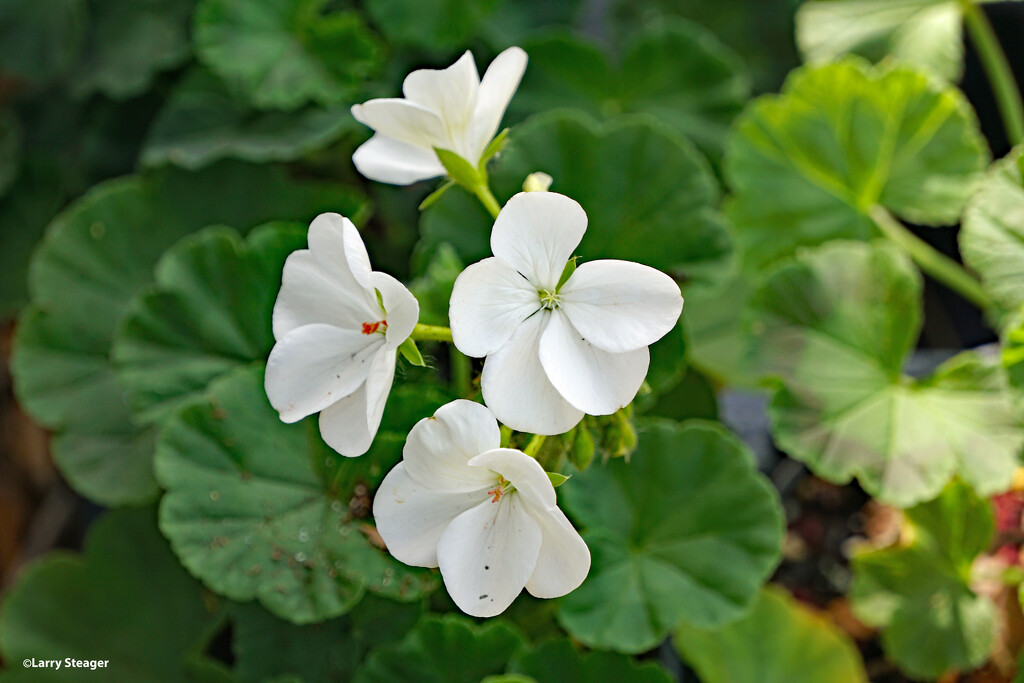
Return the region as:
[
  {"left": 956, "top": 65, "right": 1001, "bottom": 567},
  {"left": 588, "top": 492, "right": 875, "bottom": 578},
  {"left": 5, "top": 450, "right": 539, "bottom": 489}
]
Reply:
[
  {"left": 410, "top": 323, "right": 453, "bottom": 343},
  {"left": 449, "top": 346, "right": 472, "bottom": 397},
  {"left": 472, "top": 183, "right": 501, "bottom": 219},
  {"left": 870, "top": 206, "right": 994, "bottom": 310},
  {"left": 523, "top": 434, "right": 547, "bottom": 458},
  {"left": 962, "top": 0, "right": 1024, "bottom": 145}
]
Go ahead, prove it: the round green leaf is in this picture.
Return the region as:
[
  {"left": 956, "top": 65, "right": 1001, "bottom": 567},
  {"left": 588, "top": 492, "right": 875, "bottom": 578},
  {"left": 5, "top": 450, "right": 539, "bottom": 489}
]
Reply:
[
  {"left": 508, "top": 639, "right": 673, "bottom": 683},
  {"left": 796, "top": 0, "right": 965, "bottom": 81},
  {"left": 143, "top": 68, "right": 355, "bottom": 170},
  {"left": 113, "top": 223, "right": 305, "bottom": 424},
  {"left": 0, "top": 508, "right": 221, "bottom": 682},
  {"left": 961, "top": 145, "right": 1024, "bottom": 318},
  {"left": 0, "top": 0, "right": 85, "bottom": 85},
  {"left": 1002, "top": 310, "right": 1024, "bottom": 391},
  {"left": 749, "top": 240, "right": 1024, "bottom": 507},
  {"left": 512, "top": 20, "right": 751, "bottom": 161},
  {"left": 11, "top": 161, "right": 366, "bottom": 505},
  {"left": 674, "top": 586, "right": 868, "bottom": 683},
  {"left": 421, "top": 110, "right": 733, "bottom": 286},
  {"left": 231, "top": 596, "right": 421, "bottom": 683},
  {"left": 363, "top": 0, "right": 502, "bottom": 50},
  {"left": 726, "top": 58, "right": 988, "bottom": 272},
  {"left": 353, "top": 615, "right": 524, "bottom": 683},
  {"left": 155, "top": 365, "right": 441, "bottom": 624},
  {"left": 72, "top": 0, "right": 193, "bottom": 99},
  {"left": 194, "top": 0, "right": 383, "bottom": 110},
  {"left": 850, "top": 480, "right": 996, "bottom": 679},
  {"left": 556, "top": 419, "right": 784, "bottom": 653}
]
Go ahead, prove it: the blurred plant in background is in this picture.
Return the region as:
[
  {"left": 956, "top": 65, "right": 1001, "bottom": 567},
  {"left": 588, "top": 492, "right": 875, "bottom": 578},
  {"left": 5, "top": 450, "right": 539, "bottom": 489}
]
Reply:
[{"left": 2, "top": 0, "right": 1024, "bottom": 681}]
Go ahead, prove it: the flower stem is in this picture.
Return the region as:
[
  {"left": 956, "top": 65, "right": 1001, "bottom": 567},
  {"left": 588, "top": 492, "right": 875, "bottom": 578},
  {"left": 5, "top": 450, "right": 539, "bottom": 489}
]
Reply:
[
  {"left": 961, "top": 0, "right": 1024, "bottom": 145},
  {"left": 472, "top": 183, "right": 501, "bottom": 219},
  {"left": 449, "top": 346, "right": 472, "bottom": 397},
  {"left": 500, "top": 425, "right": 512, "bottom": 448},
  {"left": 410, "top": 323, "right": 453, "bottom": 343},
  {"left": 870, "top": 206, "right": 994, "bottom": 311},
  {"left": 523, "top": 434, "right": 547, "bottom": 458}
]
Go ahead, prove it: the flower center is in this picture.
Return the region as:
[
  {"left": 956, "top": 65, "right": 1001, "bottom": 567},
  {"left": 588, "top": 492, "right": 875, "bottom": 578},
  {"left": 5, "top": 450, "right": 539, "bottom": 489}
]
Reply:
[
  {"left": 487, "top": 475, "right": 513, "bottom": 503},
  {"left": 361, "top": 319, "right": 387, "bottom": 335},
  {"left": 538, "top": 289, "right": 561, "bottom": 311}
]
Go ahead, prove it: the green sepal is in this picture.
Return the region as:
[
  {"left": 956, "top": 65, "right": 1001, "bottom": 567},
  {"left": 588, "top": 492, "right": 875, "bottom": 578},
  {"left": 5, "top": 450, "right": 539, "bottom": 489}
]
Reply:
[
  {"left": 570, "top": 421, "right": 596, "bottom": 472},
  {"left": 479, "top": 128, "right": 510, "bottom": 171},
  {"left": 546, "top": 471, "right": 570, "bottom": 487},
  {"left": 435, "top": 147, "right": 484, "bottom": 190},
  {"left": 418, "top": 180, "right": 454, "bottom": 211},
  {"left": 556, "top": 256, "right": 577, "bottom": 291},
  {"left": 398, "top": 337, "right": 426, "bottom": 367}
]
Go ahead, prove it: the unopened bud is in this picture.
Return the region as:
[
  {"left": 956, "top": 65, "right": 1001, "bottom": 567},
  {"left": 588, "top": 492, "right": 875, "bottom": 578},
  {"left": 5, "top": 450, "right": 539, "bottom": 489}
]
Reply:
[{"left": 523, "top": 172, "right": 553, "bottom": 192}]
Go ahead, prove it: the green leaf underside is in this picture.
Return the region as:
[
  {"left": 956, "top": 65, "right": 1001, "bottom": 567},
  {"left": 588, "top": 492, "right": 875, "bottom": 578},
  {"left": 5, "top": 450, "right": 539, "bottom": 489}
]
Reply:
[
  {"left": 155, "top": 365, "right": 442, "bottom": 624},
  {"left": 674, "top": 586, "right": 868, "bottom": 683},
  {"left": 850, "top": 480, "right": 996, "bottom": 679},
  {"left": 230, "top": 596, "right": 421, "bottom": 683},
  {"left": 508, "top": 639, "right": 673, "bottom": 683},
  {"left": 557, "top": 420, "right": 784, "bottom": 653},
  {"left": 726, "top": 58, "right": 988, "bottom": 272},
  {"left": 352, "top": 615, "right": 524, "bottom": 683},
  {"left": 749, "top": 241, "right": 1024, "bottom": 507},
  {"left": 0, "top": 508, "right": 220, "bottom": 682},
  {"left": 194, "top": 0, "right": 382, "bottom": 110},
  {"left": 143, "top": 67, "right": 354, "bottom": 170},
  {"left": 796, "top": 0, "right": 965, "bottom": 81},
  {"left": 512, "top": 19, "right": 750, "bottom": 161},
  {"left": 961, "top": 145, "right": 1024, "bottom": 318},
  {"left": 11, "top": 161, "right": 365, "bottom": 505},
  {"left": 72, "top": 0, "right": 193, "bottom": 99},
  {"left": 113, "top": 223, "right": 306, "bottom": 425}
]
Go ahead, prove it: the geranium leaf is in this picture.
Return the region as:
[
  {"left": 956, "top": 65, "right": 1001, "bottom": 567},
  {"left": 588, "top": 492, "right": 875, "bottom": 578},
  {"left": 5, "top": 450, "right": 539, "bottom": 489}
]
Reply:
[
  {"left": 142, "top": 68, "right": 354, "bottom": 170},
  {"left": 0, "top": 0, "right": 85, "bottom": 86},
  {"left": 557, "top": 419, "right": 784, "bottom": 653},
  {"left": 363, "top": 0, "right": 503, "bottom": 50},
  {"left": 727, "top": 58, "right": 988, "bottom": 272},
  {"left": 508, "top": 639, "right": 673, "bottom": 683},
  {"left": 0, "top": 508, "right": 222, "bottom": 682},
  {"left": 850, "top": 480, "right": 996, "bottom": 679},
  {"left": 113, "top": 223, "right": 306, "bottom": 424},
  {"left": 749, "top": 240, "right": 1024, "bottom": 507},
  {"left": 11, "top": 161, "right": 366, "bottom": 505},
  {"left": 155, "top": 365, "right": 444, "bottom": 624},
  {"left": 674, "top": 586, "right": 868, "bottom": 683},
  {"left": 194, "top": 0, "right": 383, "bottom": 110},
  {"left": 352, "top": 615, "right": 524, "bottom": 683}
]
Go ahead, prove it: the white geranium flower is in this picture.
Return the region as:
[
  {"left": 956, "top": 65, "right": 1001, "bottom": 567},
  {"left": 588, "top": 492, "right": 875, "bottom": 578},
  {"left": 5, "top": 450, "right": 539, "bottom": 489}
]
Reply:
[
  {"left": 265, "top": 213, "right": 418, "bottom": 457},
  {"left": 373, "top": 399, "right": 590, "bottom": 617},
  {"left": 450, "top": 192, "right": 684, "bottom": 435},
  {"left": 350, "top": 47, "right": 528, "bottom": 185}
]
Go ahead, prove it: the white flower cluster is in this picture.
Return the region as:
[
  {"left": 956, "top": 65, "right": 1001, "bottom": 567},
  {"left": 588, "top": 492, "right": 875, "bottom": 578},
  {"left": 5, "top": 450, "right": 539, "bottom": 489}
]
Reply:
[{"left": 264, "top": 49, "right": 683, "bottom": 617}]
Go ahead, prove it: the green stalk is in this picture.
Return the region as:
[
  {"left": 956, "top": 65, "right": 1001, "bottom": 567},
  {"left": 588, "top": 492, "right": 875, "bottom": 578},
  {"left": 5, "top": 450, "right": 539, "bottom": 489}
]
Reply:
[
  {"left": 449, "top": 346, "right": 472, "bottom": 397},
  {"left": 522, "top": 434, "right": 547, "bottom": 458},
  {"left": 961, "top": 0, "right": 1024, "bottom": 145},
  {"left": 472, "top": 183, "right": 501, "bottom": 219},
  {"left": 410, "top": 323, "right": 453, "bottom": 343},
  {"left": 870, "top": 206, "right": 994, "bottom": 311}
]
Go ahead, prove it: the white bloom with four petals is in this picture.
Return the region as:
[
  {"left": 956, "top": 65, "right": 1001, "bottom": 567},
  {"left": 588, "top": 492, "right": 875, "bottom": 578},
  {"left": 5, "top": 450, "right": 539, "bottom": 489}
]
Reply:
[
  {"left": 350, "top": 47, "right": 528, "bottom": 185},
  {"left": 265, "top": 213, "right": 419, "bottom": 457},
  {"left": 450, "top": 191, "right": 684, "bottom": 435},
  {"left": 373, "top": 399, "right": 590, "bottom": 617}
]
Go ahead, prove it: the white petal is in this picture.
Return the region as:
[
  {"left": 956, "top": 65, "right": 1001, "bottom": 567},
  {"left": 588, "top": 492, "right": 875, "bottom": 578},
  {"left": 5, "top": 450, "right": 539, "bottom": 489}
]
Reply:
[
  {"left": 525, "top": 505, "right": 591, "bottom": 599},
  {"left": 402, "top": 51, "right": 480, "bottom": 151},
  {"left": 481, "top": 310, "right": 584, "bottom": 435},
  {"left": 468, "top": 448, "right": 556, "bottom": 510},
  {"left": 450, "top": 257, "right": 540, "bottom": 357},
  {"left": 403, "top": 400, "right": 502, "bottom": 492},
  {"left": 437, "top": 496, "right": 542, "bottom": 617},
  {"left": 318, "top": 349, "right": 396, "bottom": 457},
  {"left": 559, "top": 260, "right": 683, "bottom": 353},
  {"left": 306, "top": 212, "right": 377, "bottom": 292},
  {"left": 369, "top": 271, "right": 419, "bottom": 348},
  {"left": 491, "top": 192, "right": 587, "bottom": 289},
  {"left": 350, "top": 98, "right": 447, "bottom": 150},
  {"left": 272, "top": 251, "right": 379, "bottom": 339},
  {"left": 470, "top": 47, "right": 528, "bottom": 160},
  {"left": 372, "top": 462, "right": 490, "bottom": 567},
  {"left": 540, "top": 311, "right": 649, "bottom": 415},
  {"left": 265, "top": 324, "right": 381, "bottom": 422},
  {"left": 352, "top": 134, "right": 445, "bottom": 185}
]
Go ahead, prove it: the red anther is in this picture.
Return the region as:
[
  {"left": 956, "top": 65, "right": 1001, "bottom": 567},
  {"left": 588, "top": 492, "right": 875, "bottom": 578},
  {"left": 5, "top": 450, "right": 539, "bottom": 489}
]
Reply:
[
  {"left": 487, "top": 487, "right": 502, "bottom": 503},
  {"left": 361, "top": 321, "right": 382, "bottom": 335}
]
